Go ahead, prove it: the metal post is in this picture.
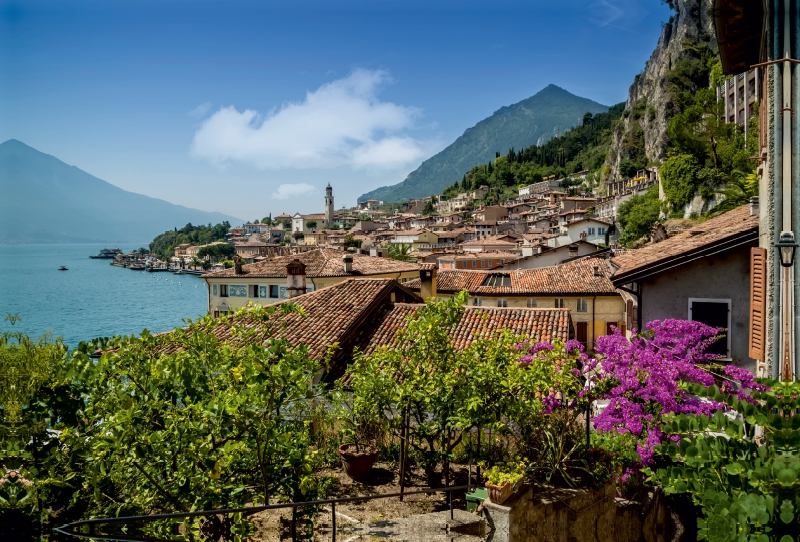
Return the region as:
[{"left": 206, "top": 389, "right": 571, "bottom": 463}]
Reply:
[
  {"left": 331, "top": 501, "right": 336, "bottom": 542},
  {"left": 291, "top": 506, "right": 296, "bottom": 541},
  {"left": 586, "top": 404, "right": 591, "bottom": 449},
  {"left": 449, "top": 488, "right": 454, "bottom": 520}
]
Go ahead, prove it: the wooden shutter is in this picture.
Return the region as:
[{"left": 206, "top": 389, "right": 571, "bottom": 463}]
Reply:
[
  {"left": 576, "top": 322, "right": 588, "bottom": 347},
  {"left": 749, "top": 247, "right": 767, "bottom": 361}
]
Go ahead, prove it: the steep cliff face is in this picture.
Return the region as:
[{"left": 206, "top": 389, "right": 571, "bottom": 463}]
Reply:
[{"left": 608, "top": 0, "right": 716, "bottom": 177}]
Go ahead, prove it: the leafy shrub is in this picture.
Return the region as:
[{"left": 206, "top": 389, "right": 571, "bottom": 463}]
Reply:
[
  {"left": 648, "top": 379, "right": 800, "bottom": 541},
  {"left": 617, "top": 186, "right": 662, "bottom": 246},
  {"left": 660, "top": 154, "right": 701, "bottom": 209}
]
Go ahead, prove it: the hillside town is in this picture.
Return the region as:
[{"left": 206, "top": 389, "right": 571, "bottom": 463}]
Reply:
[{"left": 10, "top": 1, "right": 800, "bottom": 540}]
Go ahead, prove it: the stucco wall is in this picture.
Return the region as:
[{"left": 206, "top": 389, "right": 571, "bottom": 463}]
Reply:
[{"left": 640, "top": 242, "right": 756, "bottom": 372}]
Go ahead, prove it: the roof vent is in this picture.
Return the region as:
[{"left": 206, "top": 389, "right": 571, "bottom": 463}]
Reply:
[{"left": 593, "top": 265, "right": 601, "bottom": 277}]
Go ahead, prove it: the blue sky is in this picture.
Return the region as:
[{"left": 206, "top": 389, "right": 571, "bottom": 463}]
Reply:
[{"left": 0, "top": 0, "right": 671, "bottom": 221}]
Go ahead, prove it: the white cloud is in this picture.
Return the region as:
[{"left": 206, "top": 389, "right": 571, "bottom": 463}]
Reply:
[
  {"left": 188, "top": 101, "right": 212, "bottom": 118},
  {"left": 271, "top": 183, "right": 318, "bottom": 200},
  {"left": 190, "top": 69, "right": 435, "bottom": 170}
]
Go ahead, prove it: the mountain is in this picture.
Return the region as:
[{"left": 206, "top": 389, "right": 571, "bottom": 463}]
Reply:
[
  {"left": 0, "top": 140, "right": 244, "bottom": 244},
  {"left": 358, "top": 84, "right": 608, "bottom": 203}
]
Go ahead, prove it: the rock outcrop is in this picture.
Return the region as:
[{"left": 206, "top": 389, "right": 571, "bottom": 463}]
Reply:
[{"left": 607, "top": 0, "right": 717, "bottom": 177}]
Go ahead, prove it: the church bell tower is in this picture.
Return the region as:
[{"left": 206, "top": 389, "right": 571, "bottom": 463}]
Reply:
[{"left": 325, "top": 183, "right": 334, "bottom": 228}]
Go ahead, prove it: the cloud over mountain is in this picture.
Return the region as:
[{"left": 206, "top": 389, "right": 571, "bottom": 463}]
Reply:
[{"left": 191, "top": 70, "right": 437, "bottom": 170}]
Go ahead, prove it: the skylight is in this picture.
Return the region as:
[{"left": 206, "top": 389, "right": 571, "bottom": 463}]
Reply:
[{"left": 482, "top": 274, "right": 511, "bottom": 287}]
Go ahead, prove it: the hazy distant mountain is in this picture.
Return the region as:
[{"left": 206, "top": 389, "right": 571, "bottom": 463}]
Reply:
[
  {"left": 0, "top": 140, "right": 244, "bottom": 244},
  {"left": 358, "top": 85, "right": 608, "bottom": 202}
]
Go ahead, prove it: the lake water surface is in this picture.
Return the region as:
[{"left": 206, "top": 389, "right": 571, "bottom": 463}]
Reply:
[{"left": 0, "top": 244, "right": 208, "bottom": 347}]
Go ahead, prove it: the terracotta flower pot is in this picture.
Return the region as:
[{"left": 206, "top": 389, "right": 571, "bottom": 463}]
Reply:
[
  {"left": 486, "top": 481, "right": 514, "bottom": 505},
  {"left": 338, "top": 444, "right": 377, "bottom": 482}
]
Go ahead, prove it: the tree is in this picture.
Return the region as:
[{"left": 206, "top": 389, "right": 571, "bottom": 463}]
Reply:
[
  {"left": 706, "top": 171, "right": 759, "bottom": 217},
  {"left": 617, "top": 186, "right": 662, "bottom": 247},
  {"left": 387, "top": 243, "right": 415, "bottom": 262},
  {"left": 305, "top": 220, "right": 317, "bottom": 230},
  {"left": 660, "top": 154, "right": 701, "bottom": 209},
  {"left": 197, "top": 243, "right": 236, "bottom": 262},
  {"left": 69, "top": 305, "right": 326, "bottom": 516}
]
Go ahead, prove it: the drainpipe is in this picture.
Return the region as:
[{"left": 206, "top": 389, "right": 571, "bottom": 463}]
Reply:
[{"left": 778, "top": 0, "right": 795, "bottom": 379}]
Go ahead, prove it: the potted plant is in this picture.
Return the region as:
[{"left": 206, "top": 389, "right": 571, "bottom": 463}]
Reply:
[
  {"left": 484, "top": 460, "right": 526, "bottom": 505},
  {"left": 332, "top": 390, "right": 384, "bottom": 482}
]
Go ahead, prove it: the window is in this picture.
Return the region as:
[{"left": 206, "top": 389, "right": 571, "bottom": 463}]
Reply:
[
  {"left": 481, "top": 260, "right": 487, "bottom": 267},
  {"left": 482, "top": 274, "right": 511, "bottom": 287},
  {"left": 599, "top": 227, "right": 606, "bottom": 236},
  {"left": 689, "top": 298, "right": 731, "bottom": 358},
  {"left": 269, "top": 285, "right": 279, "bottom": 298},
  {"left": 497, "top": 299, "right": 508, "bottom": 307},
  {"left": 212, "top": 284, "right": 218, "bottom": 296},
  {"left": 472, "top": 297, "right": 482, "bottom": 306},
  {"left": 219, "top": 284, "right": 228, "bottom": 297},
  {"left": 588, "top": 227, "right": 595, "bottom": 236},
  {"left": 555, "top": 298, "right": 565, "bottom": 308},
  {"left": 526, "top": 298, "right": 537, "bottom": 308},
  {"left": 472, "top": 260, "right": 477, "bottom": 268},
  {"left": 249, "top": 285, "right": 259, "bottom": 298},
  {"left": 577, "top": 298, "right": 588, "bottom": 312}
]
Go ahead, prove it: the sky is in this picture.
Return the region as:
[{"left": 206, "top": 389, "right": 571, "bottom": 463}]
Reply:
[{"left": 0, "top": 0, "right": 672, "bottom": 222}]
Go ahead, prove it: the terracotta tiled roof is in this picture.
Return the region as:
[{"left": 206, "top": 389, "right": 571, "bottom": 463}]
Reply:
[
  {"left": 358, "top": 304, "right": 570, "bottom": 355},
  {"left": 442, "top": 251, "right": 519, "bottom": 261},
  {"left": 406, "top": 258, "right": 617, "bottom": 296},
  {"left": 462, "top": 239, "right": 517, "bottom": 247},
  {"left": 203, "top": 248, "right": 420, "bottom": 278},
  {"left": 611, "top": 206, "right": 758, "bottom": 282},
  {"left": 165, "top": 278, "right": 569, "bottom": 380}
]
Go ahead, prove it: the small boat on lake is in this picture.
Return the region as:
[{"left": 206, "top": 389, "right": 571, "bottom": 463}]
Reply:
[
  {"left": 58, "top": 266, "right": 68, "bottom": 271},
  {"left": 173, "top": 269, "right": 186, "bottom": 275}
]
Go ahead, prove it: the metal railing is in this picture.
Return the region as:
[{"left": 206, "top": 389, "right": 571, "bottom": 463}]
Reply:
[{"left": 55, "top": 483, "right": 475, "bottom": 542}]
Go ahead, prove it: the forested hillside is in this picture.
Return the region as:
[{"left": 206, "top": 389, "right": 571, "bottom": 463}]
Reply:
[
  {"left": 441, "top": 103, "right": 625, "bottom": 204},
  {"left": 149, "top": 222, "right": 231, "bottom": 260},
  {"left": 358, "top": 85, "right": 608, "bottom": 202}
]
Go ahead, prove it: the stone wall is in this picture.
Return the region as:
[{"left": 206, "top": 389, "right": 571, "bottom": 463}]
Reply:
[{"left": 480, "top": 482, "right": 673, "bottom": 542}]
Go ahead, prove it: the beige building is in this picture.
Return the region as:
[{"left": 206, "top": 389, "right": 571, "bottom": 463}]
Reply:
[
  {"left": 202, "top": 248, "right": 420, "bottom": 315},
  {"left": 404, "top": 258, "right": 625, "bottom": 352}
]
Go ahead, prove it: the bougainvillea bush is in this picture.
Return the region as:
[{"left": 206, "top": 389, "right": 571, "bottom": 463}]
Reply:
[{"left": 584, "top": 319, "right": 764, "bottom": 465}]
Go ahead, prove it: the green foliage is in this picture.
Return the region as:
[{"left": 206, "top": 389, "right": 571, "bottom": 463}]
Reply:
[
  {"left": 660, "top": 154, "right": 701, "bottom": 209},
  {"left": 525, "top": 410, "right": 589, "bottom": 488},
  {"left": 149, "top": 222, "right": 231, "bottom": 261},
  {"left": 485, "top": 460, "right": 526, "bottom": 487},
  {"left": 197, "top": 242, "right": 236, "bottom": 262},
  {"left": 343, "top": 295, "right": 583, "bottom": 478},
  {"left": 617, "top": 186, "right": 662, "bottom": 247},
  {"left": 305, "top": 220, "right": 317, "bottom": 229},
  {"left": 648, "top": 379, "right": 800, "bottom": 541},
  {"left": 0, "top": 325, "right": 93, "bottom": 521},
  {"left": 707, "top": 171, "right": 759, "bottom": 217},
  {"left": 386, "top": 243, "right": 415, "bottom": 262},
  {"left": 66, "top": 305, "right": 327, "bottom": 516}
]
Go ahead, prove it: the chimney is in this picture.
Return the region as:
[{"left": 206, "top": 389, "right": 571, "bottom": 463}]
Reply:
[
  {"left": 419, "top": 267, "right": 437, "bottom": 300},
  {"left": 593, "top": 265, "right": 602, "bottom": 277},
  {"left": 286, "top": 259, "right": 307, "bottom": 298},
  {"left": 342, "top": 253, "right": 354, "bottom": 273},
  {"left": 750, "top": 196, "right": 759, "bottom": 216},
  {"left": 233, "top": 255, "right": 243, "bottom": 275}
]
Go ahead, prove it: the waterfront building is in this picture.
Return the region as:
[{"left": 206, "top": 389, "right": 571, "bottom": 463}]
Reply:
[{"left": 201, "top": 247, "right": 420, "bottom": 315}]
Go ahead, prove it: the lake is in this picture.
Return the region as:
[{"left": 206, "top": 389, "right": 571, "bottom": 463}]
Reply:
[{"left": 0, "top": 244, "right": 208, "bottom": 347}]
